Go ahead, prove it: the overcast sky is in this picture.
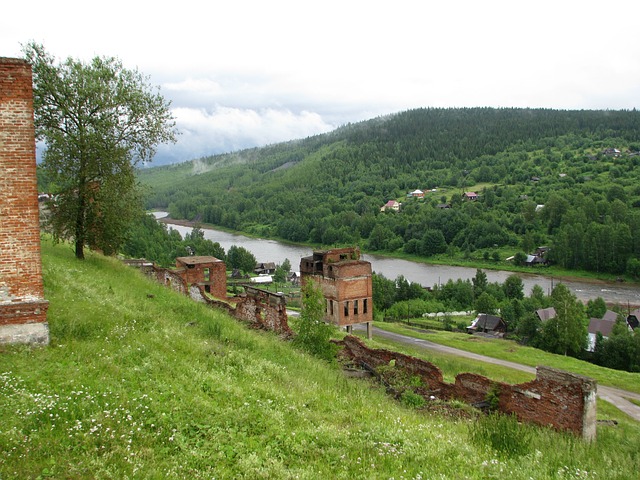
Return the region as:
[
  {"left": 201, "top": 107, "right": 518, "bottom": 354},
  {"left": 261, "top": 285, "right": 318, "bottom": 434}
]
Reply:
[{"left": 3, "top": 1, "right": 640, "bottom": 165}]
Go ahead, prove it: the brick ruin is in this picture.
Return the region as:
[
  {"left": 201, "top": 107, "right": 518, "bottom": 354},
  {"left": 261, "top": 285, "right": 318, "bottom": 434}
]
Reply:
[
  {"left": 338, "top": 335, "right": 597, "bottom": 440},
  {"left": 300, "top": 247, "right": 373, "bottom": 338},
  {"left": 0, "top": 58, "right": 49, "bottom": 345},
  {"left": 129, "top": 260, "right": 292, "bottom": 337}
]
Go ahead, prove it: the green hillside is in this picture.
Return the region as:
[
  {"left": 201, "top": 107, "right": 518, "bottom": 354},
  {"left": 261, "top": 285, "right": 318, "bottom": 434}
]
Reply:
[
  {"left": 1, "top": 241, "right": 639, "bottom": 478},
  {"left": 140, "top": 107, "right": 640, "bottom": 278}
]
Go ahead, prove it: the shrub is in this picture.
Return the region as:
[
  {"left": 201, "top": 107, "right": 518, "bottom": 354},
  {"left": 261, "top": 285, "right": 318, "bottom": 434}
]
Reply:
[{"left": 400, "top": 390, "right": 426, "bottom": 409}]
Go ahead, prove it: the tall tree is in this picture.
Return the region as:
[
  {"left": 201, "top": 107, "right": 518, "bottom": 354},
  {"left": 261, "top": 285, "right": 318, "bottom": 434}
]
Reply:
[
  {"left": 539, "top": 284, "right": 587, "bottom": 357},
  {"left": 227, "top": 245, "right": 257, "bottom": 274},
  {"left": 25, "top": 43, "right": 177, "bottom": 259}
]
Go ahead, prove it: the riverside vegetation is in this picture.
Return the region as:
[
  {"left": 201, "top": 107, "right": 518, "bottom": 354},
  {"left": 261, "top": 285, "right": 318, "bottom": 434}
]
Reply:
[{"left": 0, "top": 241, "right": 639, "bottom": 478}]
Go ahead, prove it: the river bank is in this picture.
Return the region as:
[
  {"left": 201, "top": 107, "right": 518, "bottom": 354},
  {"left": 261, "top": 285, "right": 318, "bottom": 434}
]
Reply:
[{"left": 156, "top": 214, "right": 636, "bottom": 290}]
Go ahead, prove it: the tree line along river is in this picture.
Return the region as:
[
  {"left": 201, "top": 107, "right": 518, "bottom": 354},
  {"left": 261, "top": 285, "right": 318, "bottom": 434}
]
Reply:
[{"left": 153, "top": 213, "right": 640, "bottom": 308}]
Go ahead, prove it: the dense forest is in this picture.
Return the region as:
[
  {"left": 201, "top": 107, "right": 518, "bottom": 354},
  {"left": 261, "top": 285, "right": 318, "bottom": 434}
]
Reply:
[{"left": 140, "top": 107, "right": 640, "bottom": 277}]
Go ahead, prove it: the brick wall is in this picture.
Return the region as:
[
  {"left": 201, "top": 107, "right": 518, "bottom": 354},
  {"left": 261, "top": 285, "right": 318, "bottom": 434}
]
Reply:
[
  {"left": 337, "top": 335, "right": 597, "bottom": 440},
  {"left": 0, "top": 58, "right": 49, "bottom": 345}
]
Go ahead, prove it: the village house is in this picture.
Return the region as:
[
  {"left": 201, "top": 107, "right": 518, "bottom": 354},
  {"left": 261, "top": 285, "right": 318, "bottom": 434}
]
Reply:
[
  {"left": 254, "top": 262, "right": 276, "bottom": 275},
  {"left": 467, "top": 313, "right": 506, "bottom": 335},
  {"left": 300, "top": 247, "right": 373, "bottom": 339},
  {"left": 407, "top": 189, "right": 424, "bottom": 198},
  {"left": 536, "top": 307, "right": 556, "bottom": 323},
  {"left": 627, "top": 309, "right": 640, "bottom": 330},
  {"left": 463, "top": 192, "right": 478, "bottom": 201},
  {"left": 380, "top": 200, "right": 401, "bottom": 212},
  {"left": 586, "top": 310, "right": 617, "bottom": 352}
]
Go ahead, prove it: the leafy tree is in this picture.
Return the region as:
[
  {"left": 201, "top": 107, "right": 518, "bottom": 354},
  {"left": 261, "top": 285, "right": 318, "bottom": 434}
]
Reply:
[
  {"left": 538, "top": 284, "right": 587, "bottom": 357},
  {"left": 474, "top": 292, "right": 498, "bottom": 315},
  {"left": 227, "top": 245, "right": 257, "bottom": 274},
  {"left": 281, "top": 258, "right": 292, "bottom": 275},
  {"left": 513, "top": 252, "right": 528, "bottom": 267},
  {"left": 585, "top": 297, "right": 607, "bottom": 319},
  {"left": 273, "top": 265, "right": 287, "bottom": 284},
  {"left": 372, "top": 273, "right": 396, "bottom": 311},
  {"left": 294, "top": 280, "right": 337, "bottom": 361},
  {"left": 25, "top": 42, "right": 177, "bottom": 259},
  {"left": 472, "top": 269, "right": 488, "bottom": 299},
  {"left": 503, "top": 274, "right": 524, "bottom": 300}
]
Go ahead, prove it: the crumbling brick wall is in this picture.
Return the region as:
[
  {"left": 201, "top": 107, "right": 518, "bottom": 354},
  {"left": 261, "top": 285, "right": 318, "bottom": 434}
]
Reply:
[
  {"left": 337, "top": 335, "right": 597, "bottom": 440},
  {"left": 131, "top": 261, "right": 292, "bottom": 337},
  {"left": 0, "top": 57, "right": 49, "bottom": 345},
  {"left": 233, "top": 286, "right": 292, "bottom": 337}
]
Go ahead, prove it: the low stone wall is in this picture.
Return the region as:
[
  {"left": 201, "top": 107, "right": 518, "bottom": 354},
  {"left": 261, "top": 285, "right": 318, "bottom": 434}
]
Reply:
[{"left": 337, "top": 335, "right": 597, "bottom": 440}]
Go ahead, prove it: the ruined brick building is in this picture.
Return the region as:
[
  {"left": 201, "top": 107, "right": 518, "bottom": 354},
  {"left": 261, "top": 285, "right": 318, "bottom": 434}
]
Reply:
[
  {"left": 300, "top": 247, "right": 373, "bottom": 338},
  {"left": 0, "top": 58, "right": 49, "bottom": 344},
  {"left": 174, "top": 256, "right": 227, "bottom": 299}
]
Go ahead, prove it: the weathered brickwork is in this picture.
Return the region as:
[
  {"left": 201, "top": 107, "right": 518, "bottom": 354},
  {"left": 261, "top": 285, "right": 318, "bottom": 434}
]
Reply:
[
  {"left": 0, "top": 58, "right": 49, "bottom": 345},
  {"left": 175, "top": 256, "right": 227, "bottom": 299},
  {"left": 337, "top": 335, "right": 597, "bottom": 440},
  {"left": 300, "top": 247, "right": 373, "bottom": 327},
  {"left": 131, "top": 260, "right": 292, "bottom": 336}
]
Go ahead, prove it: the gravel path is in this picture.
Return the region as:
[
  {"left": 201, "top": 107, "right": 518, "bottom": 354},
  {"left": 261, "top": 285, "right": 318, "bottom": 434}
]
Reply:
[{"left": 357, "top": 325, "right": 640, "bottom": 422}]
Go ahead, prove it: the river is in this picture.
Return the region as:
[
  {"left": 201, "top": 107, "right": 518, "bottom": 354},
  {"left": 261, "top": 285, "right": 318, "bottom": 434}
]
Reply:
[{"left": 153, "top": 213, "right": 640, "bottom": 306}]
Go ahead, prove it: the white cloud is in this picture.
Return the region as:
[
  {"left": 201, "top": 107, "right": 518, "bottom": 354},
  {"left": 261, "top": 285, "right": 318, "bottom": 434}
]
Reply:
[
  {"left": 153, "top": 106, "right": 335, "bottom": 164},
  {"left": 4, "top": 1, "right": 640, "bottom": 165}
]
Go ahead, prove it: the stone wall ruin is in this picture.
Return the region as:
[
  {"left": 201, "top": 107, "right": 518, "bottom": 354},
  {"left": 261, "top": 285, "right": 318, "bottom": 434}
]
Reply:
[{"left": 337, "top": 335, "right": 597, "bottom": 440}]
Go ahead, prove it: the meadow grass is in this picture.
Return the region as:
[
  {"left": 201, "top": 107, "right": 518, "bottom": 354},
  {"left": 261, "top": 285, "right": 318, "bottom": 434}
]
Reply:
[{"left": 0, "top": 240, "right": 638, "bottom": 478}]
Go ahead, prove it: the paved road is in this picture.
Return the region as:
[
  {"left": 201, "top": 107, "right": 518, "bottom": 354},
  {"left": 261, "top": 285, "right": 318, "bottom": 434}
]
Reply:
[{"left": 356, "top": 325, "right": 640, "bottom": 422}]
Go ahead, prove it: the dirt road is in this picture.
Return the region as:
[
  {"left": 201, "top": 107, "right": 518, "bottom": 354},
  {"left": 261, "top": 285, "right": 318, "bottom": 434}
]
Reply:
[{"left": 361, "top": 325, "right": 640, "bottom": 422}]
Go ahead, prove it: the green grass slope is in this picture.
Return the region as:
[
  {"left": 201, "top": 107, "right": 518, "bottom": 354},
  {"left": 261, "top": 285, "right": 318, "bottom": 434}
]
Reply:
[{"left": 1, "top": 241, "right": 639, "bottom": 478}]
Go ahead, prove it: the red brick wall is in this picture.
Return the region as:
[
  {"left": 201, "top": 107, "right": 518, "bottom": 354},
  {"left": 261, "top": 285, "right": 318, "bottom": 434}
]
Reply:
[
  {"left": 0, "top": 58, "right": 49, "bottom": 331},
  {"left": 338, "top": 335, "right": 597, "bottom": 440}
]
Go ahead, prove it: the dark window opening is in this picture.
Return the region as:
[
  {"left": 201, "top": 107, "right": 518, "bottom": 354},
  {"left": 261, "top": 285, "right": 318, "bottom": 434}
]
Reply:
[
  {"left": 363, "top": 298, "right": 368, "bottom": 314},
  {"left": 354, "top": 299, "right": 359, "bottom": 315},
  {"left": 344, "top": 301, "right": 349, "bottom": 317}
]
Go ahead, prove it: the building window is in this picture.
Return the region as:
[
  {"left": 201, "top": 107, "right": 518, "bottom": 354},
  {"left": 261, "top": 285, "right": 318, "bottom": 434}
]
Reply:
[
  {"left": 325, "top": 299, "right": 328, "bottom": 313},
  {"left": 330, "top": 300, "right": 334, "bottom": 315},
  {"left": 344, "top": 301, "right": 349, "bottom": 317},
  {"left": 204, "top": 268, "right": 210, "bottom": 282},
  {"left": 354, "top": 299, "right": 359, "bottom": 315},
  {"left": 363, "top": 298, "right": 368, "bottom": 314}
]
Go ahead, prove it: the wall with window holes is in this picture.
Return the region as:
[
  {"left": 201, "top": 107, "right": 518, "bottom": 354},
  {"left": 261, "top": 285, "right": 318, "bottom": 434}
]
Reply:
[{"left": 336, "top": 335, "right": 597, "bottom": 440}]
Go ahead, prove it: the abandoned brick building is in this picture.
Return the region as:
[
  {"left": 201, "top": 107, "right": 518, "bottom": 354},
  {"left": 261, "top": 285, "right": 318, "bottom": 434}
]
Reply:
[
  {"left": 174, "top": 256, "right": 227, "bottom": 299},
  {"left": 0, "top": 58, "right": 49, "bottom": 344},
  {"left": 300, "top": 247, "right": 373, "bottom": 338}
]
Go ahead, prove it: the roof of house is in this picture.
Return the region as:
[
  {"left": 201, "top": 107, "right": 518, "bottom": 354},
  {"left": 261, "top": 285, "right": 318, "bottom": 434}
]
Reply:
[
  {"left": 588, "top": 318, "right": 616, "bottom": 337},
  {"left": 469, "top": 313, "right": 505, "bottom": 331},
  {"left": 536, "top": 307, "right": 556, "bottom": 322},
  {"left": 256, "top": 262, "right": 276, "bottom": 270},
  {"left": 385, "top": 200, "right": 399, "bottom": 206},
  {"left": 602, "top": 310, "right": 618, "bottom": 323},
  {"left": 176, "top": 256, "right": 223, "bottom": 266}
]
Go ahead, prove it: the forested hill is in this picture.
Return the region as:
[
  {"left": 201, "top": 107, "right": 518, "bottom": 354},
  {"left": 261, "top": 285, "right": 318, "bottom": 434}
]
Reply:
[{"left": 140, "top": 107, "right": 640, "bottom": 277}]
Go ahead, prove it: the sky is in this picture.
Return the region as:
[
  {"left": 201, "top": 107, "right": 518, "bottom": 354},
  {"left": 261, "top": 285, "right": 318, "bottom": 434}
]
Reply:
[{"left": 3, "top": 1, "right": 640, "bottom": 165}]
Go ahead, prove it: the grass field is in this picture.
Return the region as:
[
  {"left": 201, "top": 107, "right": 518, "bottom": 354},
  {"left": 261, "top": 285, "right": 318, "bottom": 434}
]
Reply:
[{"left": 0, "top": 240, "right": 639, "bottom": 478}]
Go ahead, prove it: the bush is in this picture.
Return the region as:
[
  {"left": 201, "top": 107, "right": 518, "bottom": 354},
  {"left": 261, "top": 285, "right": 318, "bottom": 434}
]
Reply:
[{"left": 400, "top": 390, "right": 426, "bottom": 409}]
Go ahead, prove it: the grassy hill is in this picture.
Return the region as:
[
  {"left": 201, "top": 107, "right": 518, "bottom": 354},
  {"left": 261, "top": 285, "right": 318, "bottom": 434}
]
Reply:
[
  {"left": 138, "top": 107, "right": 640, "bottom": 278},
  {"left": 1, "top": 241, "right": 639, "bottom": 478}
]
